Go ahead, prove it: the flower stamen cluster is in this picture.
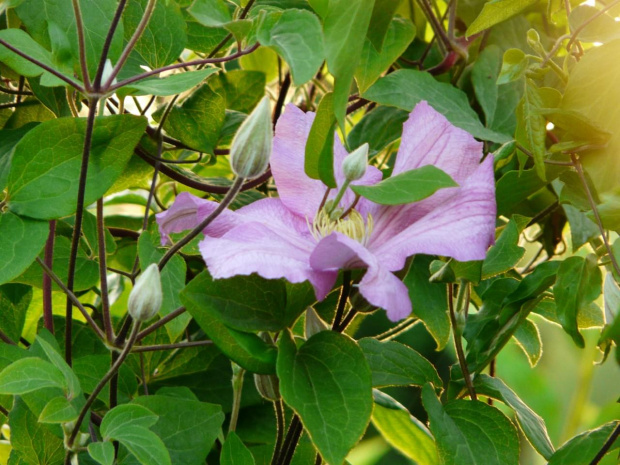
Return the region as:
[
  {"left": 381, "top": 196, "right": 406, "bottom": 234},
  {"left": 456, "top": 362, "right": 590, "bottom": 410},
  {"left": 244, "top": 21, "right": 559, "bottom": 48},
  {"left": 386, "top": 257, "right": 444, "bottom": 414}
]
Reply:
[{"left": 308, "top": 208, "right": 374, "bottom": 247}]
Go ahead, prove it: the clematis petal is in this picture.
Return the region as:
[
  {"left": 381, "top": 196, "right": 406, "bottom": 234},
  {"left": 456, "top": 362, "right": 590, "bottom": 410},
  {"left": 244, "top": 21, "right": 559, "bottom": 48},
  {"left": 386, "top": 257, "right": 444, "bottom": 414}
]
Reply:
[
  {"left": 271, "top": 104, "right": 382, "bottom": 219},
  {"left": 364, "top": 101, "right": 487, "bottom": 241},
  {"left": 393, "top": 101, "right": 483, "bottom": 182},
  {"left": 155, "top": 192, "right": 240, "bottom": 245},
  {"left": 199, "top": 198, "right": 337, "bottom": 300},
  {"left": 372, "top": 155, "right": 496, "bottom": 271},
  {"left": 310, "top": 233, "right": 412, "bottom": 321}
]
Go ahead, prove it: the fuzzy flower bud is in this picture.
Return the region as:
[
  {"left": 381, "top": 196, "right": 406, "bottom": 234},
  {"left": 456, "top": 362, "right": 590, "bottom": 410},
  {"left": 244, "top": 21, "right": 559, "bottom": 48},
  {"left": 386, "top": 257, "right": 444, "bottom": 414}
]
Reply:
[
  {"left": 101, "top": 59, "right": 117, "bottom": 86},
  {"left": 342, "top": 143, "right": 369, "bottom": 182},
  {"left": 128, "top": 264, "right": 163, "bottom": 322},
  {"left": 230, "top": 96, "right": 273, "bottom": 179}
]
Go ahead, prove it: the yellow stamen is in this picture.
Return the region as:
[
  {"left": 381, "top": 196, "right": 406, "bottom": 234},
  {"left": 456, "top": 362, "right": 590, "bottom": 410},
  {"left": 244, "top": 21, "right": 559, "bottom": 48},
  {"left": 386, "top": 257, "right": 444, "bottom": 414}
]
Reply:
[{"left": 308, "top": 209, "right": 374, "bottom": 246}]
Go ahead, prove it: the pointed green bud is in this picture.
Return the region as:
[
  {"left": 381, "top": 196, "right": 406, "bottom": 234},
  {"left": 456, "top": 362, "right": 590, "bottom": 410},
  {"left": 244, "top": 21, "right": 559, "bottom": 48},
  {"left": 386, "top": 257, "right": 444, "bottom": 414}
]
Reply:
[
  {"left": 305, "top": 307, "right": 328, "bottom": 338},
  {"left": 128, "top": 263, "right": 163, "bottom": 322},
  {"left": 230, "top": 96, "right": 273, "bottom": 179},
  {"left": 101, "top": 59, "right": 117, "bottom": 86},
  {"left": 342, "top": 143, "right": 369, "bottom": 182}
]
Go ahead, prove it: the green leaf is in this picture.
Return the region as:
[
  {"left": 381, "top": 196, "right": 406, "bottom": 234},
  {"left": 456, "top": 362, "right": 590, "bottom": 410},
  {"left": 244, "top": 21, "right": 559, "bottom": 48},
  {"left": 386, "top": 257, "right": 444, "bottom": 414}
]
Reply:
[
  {"left": 156, "top": 83, "right": 226, "bottom": 154},
  {"left": 182, "top": 271, "right": 278, "bottom": 374},
  {"left": 0, "top": 124, "right": 37, "bottom": 192},
  {"left": 277, "top": 331, "right": 373, "bottom": 464},
  {"left": 17, "top": 235, "right": 99, "bottom": 292},
  {"left": 221, "top": 432, "right": 256, "bottom": 465},
  {"left": 180, "top": 269, "right": 310, "bottom": 332},
  {"left": 553, "top": 255, "right": 602, "bottom": 348},
  {"left": 512, "top": 317, "right": 542, "bottom": 367},
  {"left": 465, "top": 261, "right": 560, "bottom": 373},
  {"left": 0, "top": 357, "right": 66, "bottom": 394},
  {"left": 548, "top": 421, "right": 620, "bottom": 464},
  {"left": 8, "top": 397, "right": 65, "bottom": 465},
  {"left": 355, "top": 17, "right": 415, "bottom": 93},
  {"left": 123, "top": 0, "right": 187, "bottom": 69},
  {"left": 324, "top": 0, "right": 375, "bottom": 125},
  {"left": 34, "top": 334, "right": 81, "bottom": 398},
  {"left": 496, "top": 48, "right": 527, "bottom": 85},
  {"left": 466, "top": 0, "right": 538, "bottom": 36},
  {"left": 7, "top": 115, "right": 147, "bottom": 219},
  {"left": 257, "top": 9, "right": 324, "bottom": 85},
  {"left": 363, "top": 70, "right": 510, "bottom": 143},
  {"left": 351, "top": 165, "right": 457, "bottom": 205},
  {"left": 359, "top": 338, "right": 442, "bottom": 388},
  {"left": 209, "top": 70, "right": 266, "bottom": 114},
  {"left": 404, "top": 255, "right": 450, "bottom": 350},
  {"left": 38, "top": 396, "right": 78, "bottom": 423},
  {"left": 496, "top": 165, "right": 567, "bottom": 216},
  {"left": 472, "top": 45, "right": 502, "bottom": 125},
  {"left": 138, "top": 228, "right": 190, "bottom": 340},
  {"left": 518, "top": 80, "right": 550, "bottom": 180},
  {"left": 366, "top": 0, "right": 402, "bottom": 51},
  {"left": 100, "top": 404, "right": 159, "bottom": 439},
  {"left": 0, "top": 212, "right": 48, "bottom": 286},
  {"left": 112, "top": 425, "right": 172, "bottom": 465},
  {"left": 482, "top": 215, "right": 529, "bottom": 279},
  {"left": 474, "top": 374, "right": 554, "bottom": 459},
  {"left": 372, "top": 390, "right": 439, "bottom": 465},
  {"left": 305, "top": 92, "right": 337, "bottom": 188},
  {"left": 561, "top": 41, "right": 620, "bottom": 192},
  {"left": 421, "top": 384, "right": 520, "bottom": 465},
  {"left": 346, "top": 106, "right": 408, "bottom": 154},
  {"left": 187, "top": 0, "right": 232, "bottom": 27},
  {"left": 73, "top": 355, "right": 138, "bottom": 407},
  {"left": 88, "top": 442, "right": 115, "bottom": 465},
  {"left": 568, "top": 5, "right": 620, "bottom": 43},
  {"left": 118, "top": 68, "right": 219, "bottom": 97},
  {"left": 132, "top": 395, "right": 224, "bottom": 465},
  {"left": 0, "top": 284, "right": 31, "bottom": 344},
  {"left": 0, "top": 29, "right": 65, "bottom": 84}
]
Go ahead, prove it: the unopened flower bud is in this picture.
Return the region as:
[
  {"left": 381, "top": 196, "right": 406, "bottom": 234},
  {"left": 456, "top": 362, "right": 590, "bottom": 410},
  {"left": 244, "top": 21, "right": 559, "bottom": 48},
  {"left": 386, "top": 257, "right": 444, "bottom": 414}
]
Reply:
[
  {"left": 101, "top": 59, "right": 117, "bottom": 86},
  {"left": 128, "top": 264, "right": 163, "bottom": 322},
  {"left": 305, "top": 307, "right": 328, "bottom": 338},
  {"left": 342, "top": 143, "right": 369, "bottom": 182},
  {"left": 254, "top": 373, "right": 280, "bottom": 401},
  {"left": 230, "top": 96, "right": 273, "bottom": 179}
]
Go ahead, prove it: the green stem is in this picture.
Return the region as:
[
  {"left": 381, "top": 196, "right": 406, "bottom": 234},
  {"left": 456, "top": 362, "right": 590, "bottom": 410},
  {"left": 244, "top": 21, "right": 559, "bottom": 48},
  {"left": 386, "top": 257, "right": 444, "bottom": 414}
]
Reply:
[{"left": 228, "top": 365, "right": 245, "bottom": 433}]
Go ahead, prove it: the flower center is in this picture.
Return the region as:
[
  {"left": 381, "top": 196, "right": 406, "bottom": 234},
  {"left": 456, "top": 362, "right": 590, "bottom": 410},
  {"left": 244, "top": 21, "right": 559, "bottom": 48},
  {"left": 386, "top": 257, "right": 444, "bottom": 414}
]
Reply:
[{"left": 308, "top": 209, "right": 374, "bottom": 246}]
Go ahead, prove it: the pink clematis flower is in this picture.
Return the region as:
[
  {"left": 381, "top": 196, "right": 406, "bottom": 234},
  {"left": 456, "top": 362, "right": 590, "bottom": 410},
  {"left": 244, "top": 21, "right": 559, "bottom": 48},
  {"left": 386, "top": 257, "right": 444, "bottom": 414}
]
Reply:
[{"left": 156, "top": 101, "right": 496, "bottom": 321}]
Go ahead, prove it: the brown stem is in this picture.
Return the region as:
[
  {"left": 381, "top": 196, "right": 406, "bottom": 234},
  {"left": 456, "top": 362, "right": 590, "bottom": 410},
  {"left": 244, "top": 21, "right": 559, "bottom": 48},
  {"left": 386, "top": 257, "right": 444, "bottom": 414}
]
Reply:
[
  {"left": 136, "top": 306, "right": 186, "bottom": 341},
  {"left": 158, "top": 177, "right": 245, "bottom": 270},
  {"left": 571, "top": 154, "right": 620, "bottom": 278},
  {"left": 96, "top": 200, "right": 113, "bottom": 342},
  {"left": 109, "top": 44, "right": 259, "bottom": 92},
  {"left": 68, "top": 323, "right": 141, "bottom": 448},
  {"left": 36, "top": 258, "right": 106, "bottom": 341},
  {"left": 131, "top": 340, "right": 212, "bottom": 352},
  {"left": 71, "top": 0, "right": 91, "bottom": 90},
  {"left": 64, "top": 97, "right": 99, "bottom": 366},
  {"left": 42, "top": 220, "right": 56, "bottom": 334},
  {"left": 448, "top": 283, "right": 477, "bottom": 401}
]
